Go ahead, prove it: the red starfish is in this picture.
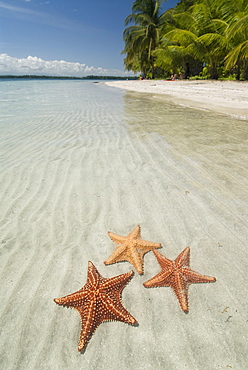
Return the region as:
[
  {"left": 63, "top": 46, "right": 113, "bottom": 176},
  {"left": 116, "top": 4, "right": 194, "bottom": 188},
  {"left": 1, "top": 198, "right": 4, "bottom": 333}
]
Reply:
[
  {"left": 143, "top": 248, "right": 216, "bottom": 313},
  {"left": 54, "top": 262, "right": 137, "bottom": 351}
]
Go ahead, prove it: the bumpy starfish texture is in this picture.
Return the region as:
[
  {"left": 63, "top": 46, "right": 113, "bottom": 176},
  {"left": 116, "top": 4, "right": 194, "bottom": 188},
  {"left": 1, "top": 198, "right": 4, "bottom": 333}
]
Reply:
[
  {"left": 54, "top": 261, "right": 137, "bottom": 352},
  {"left": 143, "top": 248, "right": 216, "bottom": 313},
  {"left": 104, "top": 225, "right": 161, "bottom": 274}
]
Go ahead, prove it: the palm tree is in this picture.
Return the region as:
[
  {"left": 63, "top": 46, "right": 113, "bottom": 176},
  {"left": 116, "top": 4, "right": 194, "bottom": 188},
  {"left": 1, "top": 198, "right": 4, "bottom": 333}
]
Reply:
[
  {"left": 153, "top": 28, "right": 199, "bottom": 76},
  {"left": 155, "top": 0, "right": 248, "bottom": 79},
  {"left": 221, "top": 0, "right": 248, "bottom": 79},
  {"left": 123, "top": 0, "right": 248, "bottom": 79},
  {"left": 225, "top": 16, "right": 248, "bottom": 79},
  {"left": 123, "top": 0, "right": 167, "bottom": 78},
  {"left": 155, "top": 0, "right": 229, "bottom": 78}
]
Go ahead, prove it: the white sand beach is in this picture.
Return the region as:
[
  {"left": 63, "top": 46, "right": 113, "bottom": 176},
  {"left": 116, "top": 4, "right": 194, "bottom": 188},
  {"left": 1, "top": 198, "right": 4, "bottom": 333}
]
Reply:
[
  {"left": 0, "top": 80, "right": 247, "bottom": 370},
  {"left": 105, "top": 79, "right": 248, "bottom": 120}
]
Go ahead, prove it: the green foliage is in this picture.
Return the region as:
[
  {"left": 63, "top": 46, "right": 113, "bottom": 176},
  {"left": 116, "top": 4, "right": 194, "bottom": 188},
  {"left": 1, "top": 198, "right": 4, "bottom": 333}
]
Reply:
[
  {"left": 122, "top": 0, "right": 166, "bottom": 78},
  {"left": 123, "top": 0, "right": 248, "bottom": 79}
]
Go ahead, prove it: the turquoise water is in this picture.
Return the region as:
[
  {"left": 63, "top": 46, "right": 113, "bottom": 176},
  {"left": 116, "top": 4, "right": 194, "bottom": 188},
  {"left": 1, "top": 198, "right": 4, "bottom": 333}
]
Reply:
[
  {"left": 1, "top": 78, "right": 246, "bottom": 147},
  {"left": 0, "top": 79, "right": 125, "bottom": 135},
  {"left": 0, "top": 80, "right": 128, "bottom": 173}
]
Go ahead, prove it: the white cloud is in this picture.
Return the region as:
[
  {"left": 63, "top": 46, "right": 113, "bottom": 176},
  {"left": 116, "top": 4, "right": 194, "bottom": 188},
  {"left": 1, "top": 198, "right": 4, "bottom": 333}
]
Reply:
[
  {"left": 0, "top": 54, "right": 132, "bottom": 77},
  {"left": 0, "top": 1, "right": 39, "bottom": 15}
]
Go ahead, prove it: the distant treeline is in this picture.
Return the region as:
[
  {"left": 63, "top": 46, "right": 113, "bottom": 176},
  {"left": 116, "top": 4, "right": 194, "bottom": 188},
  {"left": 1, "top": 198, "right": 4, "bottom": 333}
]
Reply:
[{"left": 0, "top": 75, "right": 137, "bottom": 80}]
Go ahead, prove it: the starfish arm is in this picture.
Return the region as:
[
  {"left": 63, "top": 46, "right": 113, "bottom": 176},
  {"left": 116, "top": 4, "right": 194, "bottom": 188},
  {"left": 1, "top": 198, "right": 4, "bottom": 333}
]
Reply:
[
  {"left": 175, "top": 247, "right": 190, "bottom": 268},
  {"left": 170, "top": 274, "right": 189, "bottom": 313},
  {"left": 143, "top": 270, "right": 174, "bottom": 288},
  {"left": 86, "top": 261, "right": 107, "bottom": 286},
  {"left": 101, "top": 270, "right": 135, "bottom": 293},
  {"left": 77, "top": 299, "right": 99, "bottom": 352},
  {"left": 105, "top": 244, "right": 144, "bottom": 273},
  {"left": 153, "top": 249, "right": 174, "bottom": 269},
  {"left": 100, "top": 294, "right": 137, "bottom": 325},
  {"left": 182, "top": 268, "right": 216, "bottom": 284},
  {"left": 127, "top": 225, "right": 141, "bottom": 239},
  {"left": 144, "top": 269, "right": 190, "bottom": 312},
  {"left": 108, "top": 231, "right": 128, "bottom": 246},
  {"left": 54, "top": 289, "right": 89, "bottom": 308},
  {"left": 138, "top": 239, "right": 161, "bottom": 252},
  {"left": 104, "top": 243, "right": 129, "bottom": 265},
  {"left": 128, "top": 246, "right": 143, "bottom": 274}
]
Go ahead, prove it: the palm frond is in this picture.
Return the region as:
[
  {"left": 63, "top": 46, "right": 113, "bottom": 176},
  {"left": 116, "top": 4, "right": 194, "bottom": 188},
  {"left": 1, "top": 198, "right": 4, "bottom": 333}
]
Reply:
[
  {"left": 173, "top": 12, "right": 196, "bottom": 32},
  {"left": 225, "top": 40, "right": 248, "bottom": 68},
  {"left": 227, "top": 14, "right": 248, "bottom": 39},
  {"left": 164, "top": 29, "right": 198, "bottom": 46},
  {"left": 198, "top": 33, "right": 226, "bottom": 49}
]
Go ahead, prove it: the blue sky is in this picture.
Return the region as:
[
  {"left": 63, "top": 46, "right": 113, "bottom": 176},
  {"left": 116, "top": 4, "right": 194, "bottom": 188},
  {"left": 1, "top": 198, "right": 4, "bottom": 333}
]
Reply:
[{"left": 0, "top": 0, "right": 178, "bottom": 76}]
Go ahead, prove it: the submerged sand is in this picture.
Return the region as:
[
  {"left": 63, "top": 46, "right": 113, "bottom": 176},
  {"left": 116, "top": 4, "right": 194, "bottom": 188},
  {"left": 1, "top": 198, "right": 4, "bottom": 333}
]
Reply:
[
  {"left": 105, "top": 79, "right": 248, "bottom": 120},
  {"left": 0, "top": 80, "right": 247, "bottom": 369}
]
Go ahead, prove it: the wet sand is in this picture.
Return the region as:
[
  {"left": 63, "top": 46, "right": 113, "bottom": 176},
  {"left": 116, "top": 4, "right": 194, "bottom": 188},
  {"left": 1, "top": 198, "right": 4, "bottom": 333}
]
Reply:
[{"left": 105, "top": 79, "right": 248, "bottom": 120}]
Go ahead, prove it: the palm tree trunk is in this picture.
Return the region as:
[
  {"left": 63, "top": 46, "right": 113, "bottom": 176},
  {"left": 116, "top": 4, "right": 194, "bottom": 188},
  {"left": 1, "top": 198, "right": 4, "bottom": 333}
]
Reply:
[
  {"left": 236, "top": 64, "right": 241, "bottom": 80},
  {"left": 242, "top": 59, "right": 248, "bottom": 80},
  {"left": 210, "top": 61, "right": 218, "bottom": 79},
  {"left": 151, "top": 55, "right": 155, "bottom": 79}
]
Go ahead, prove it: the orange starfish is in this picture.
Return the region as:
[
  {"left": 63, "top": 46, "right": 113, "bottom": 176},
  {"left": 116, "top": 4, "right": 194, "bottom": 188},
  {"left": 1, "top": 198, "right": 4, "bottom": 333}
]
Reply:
[
  {"left": 143, "top": 248, "right": 216, "bottom": 313},
  {"left": 54, "top": 261, "right": 137, "bottom": 352},
  {"left": 104, "top": 225, "right": 161, "bottom": 274}
]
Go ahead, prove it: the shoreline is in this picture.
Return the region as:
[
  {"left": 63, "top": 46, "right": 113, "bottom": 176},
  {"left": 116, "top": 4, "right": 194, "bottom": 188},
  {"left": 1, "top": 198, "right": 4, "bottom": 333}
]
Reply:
[{"left": 105, "top": 79, "right": 248, "bottom": 120}]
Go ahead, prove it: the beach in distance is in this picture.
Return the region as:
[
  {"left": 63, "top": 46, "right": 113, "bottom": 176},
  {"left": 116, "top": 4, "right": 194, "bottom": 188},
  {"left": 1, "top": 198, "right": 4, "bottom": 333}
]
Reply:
[
  {"left": 0, "top": 79, "right": 247, "bottom": 369},
  {"left": 105, "top": 79, "right": 248, "bottom": 120}
]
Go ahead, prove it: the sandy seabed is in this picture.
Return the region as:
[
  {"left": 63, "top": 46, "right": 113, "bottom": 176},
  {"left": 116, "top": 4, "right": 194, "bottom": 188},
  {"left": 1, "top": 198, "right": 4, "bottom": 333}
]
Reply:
[{"left": 0, "top": 80, "right": 247, "bottom": 370}]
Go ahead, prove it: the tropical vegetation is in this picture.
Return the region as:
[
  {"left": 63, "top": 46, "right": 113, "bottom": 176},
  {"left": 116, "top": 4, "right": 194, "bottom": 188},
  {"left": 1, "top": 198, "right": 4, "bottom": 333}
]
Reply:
[{"left": 122, "top": 0, "right": 248, "bottom": 80}]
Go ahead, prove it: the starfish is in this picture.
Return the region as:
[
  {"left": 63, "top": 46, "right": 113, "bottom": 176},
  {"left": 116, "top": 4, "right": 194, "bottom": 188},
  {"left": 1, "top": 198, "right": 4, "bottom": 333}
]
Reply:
[
  {"left": 104, "top": 225, "right": 161, "bottom": 274},
  {"left": 54, "top": 261, "right": 137, "bottom": 352},
  {"left": 143, "top": 248, "right": 216, "bottom": 313}
]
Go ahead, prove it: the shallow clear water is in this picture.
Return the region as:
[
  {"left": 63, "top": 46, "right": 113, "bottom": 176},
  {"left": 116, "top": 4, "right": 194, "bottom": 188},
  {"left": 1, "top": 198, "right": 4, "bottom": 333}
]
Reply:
[
  {"left": 0, "top": 79, "right": 126, "bottom": 136},
  {"left": 1, "top": 78, "right": 246, "bottom": 155},
  {"left": 0, "top": 80, "right": 128, "bottom": 173},
  {"left": 0, "top": 79, "right": 247, "bottom": 370}
]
